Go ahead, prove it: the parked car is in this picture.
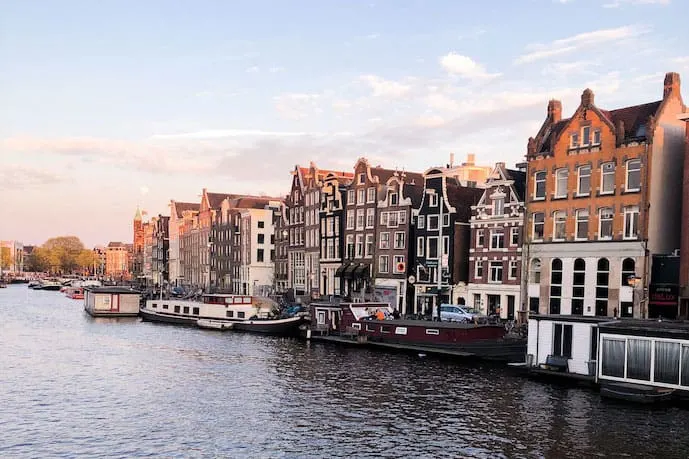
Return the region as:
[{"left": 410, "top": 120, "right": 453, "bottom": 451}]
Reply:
[{"left": 440, "top": 304, "right": 473, "bottom": 322}]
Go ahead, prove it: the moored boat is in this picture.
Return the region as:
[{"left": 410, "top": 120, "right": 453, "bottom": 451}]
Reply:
[
  {"left": 34, "top": 280, "right": 63, "bottom": 291},
  {"left": 232, "top": 315, "right": 305, "bottom": 335},
  {"left": 197, "top": 319, "right": 234, "bottom": 330},
  {"left": 84, "top": 286, "right": 141, "bottom": 317},
  {"left": 600, "top": 382, "right": 675, "bottom": 405},
  {"left": 65, "top": 286, "right": 84, "bottom": 300},
  {"left": 308, "top": 302, "right": 527, "bottom": 362}
]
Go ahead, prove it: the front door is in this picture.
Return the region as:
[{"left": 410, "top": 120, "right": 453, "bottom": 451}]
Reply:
[
  {"left": 488, "top": 295, "right": 500, "bottom": 316},
  {"left": 507, "top": 295, "right": 515, "bottom": 320}
]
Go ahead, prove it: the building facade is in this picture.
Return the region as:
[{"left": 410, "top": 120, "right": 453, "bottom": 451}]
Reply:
[
  {"left": 132, "top": 207, "right": 144, "bottom": 278},
  {"left": 286, "top": 166, "right": 307, "bottom": 296},
  {"left": 233, "top": 207, "right": 277, "bottom": 296},
  {"left": 0, "top": 240, "right": 24, "bottom": 273},
  {"left": 105, "top": 242, "right": 129, "bottom": 279},
  {"left": 466, "top": 163, "right": 526, "bottom": 319},
  {"left": 273, "top": 201, "right": 289, "bottom": 295},
  {"left": 412, "top": 168, "right": 482, "bottom": 317},
  {"left": 169, "top": 201, "right": 198, "bottom": 286},
  {"left": 373, "top": 171, "right": 424, "bottom": 314},
  {"left": 151, "top": 215, "right": 169, "bottom": 287},
  {"left": 680, "top": 112, "right": 689, "bottom": 318},
  {"left": 525, "top": 74, "right": 686, "bottom": 321},
  {"left": 319, "top": 172, "right": 353, "bottom": 298}
]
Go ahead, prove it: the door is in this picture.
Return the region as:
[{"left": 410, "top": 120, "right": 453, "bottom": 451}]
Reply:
[
  {"left": 111, "top": 294, "right": 120, "bottom": 312},
  {"left": 507, "top": 295, "right": 515, "bottom": 320},
  {"left": 488, "top": 295, "right": 500, "bottom": 316}
]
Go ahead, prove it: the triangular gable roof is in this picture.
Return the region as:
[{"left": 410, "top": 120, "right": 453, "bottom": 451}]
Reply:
[{"left": 174, "top": 201, "right": 199, "bottom": 217}]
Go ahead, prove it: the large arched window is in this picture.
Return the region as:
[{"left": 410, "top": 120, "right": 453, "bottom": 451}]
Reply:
[
  {"left": 572, "top": 258, "right": 585, "bottom": 315},
  {"left": 621, "top": 258, "right": 636, "bottom": 286},
  {"left": 550, "top": 258, "right": 563, "bottom": 314},
  {"left": 530, "top": 258, "right": 541, "bottom": 284},
  {"left": 596, "top": 258, "right": 610, "bottom": 316}
]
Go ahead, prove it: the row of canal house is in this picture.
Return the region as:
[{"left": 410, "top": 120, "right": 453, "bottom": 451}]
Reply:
[
  {"left": 526, "top": 72, "right": 689, "bottom": 381},
  {"left": 279, "top": 155, "right": 491, "bottom": 316}
]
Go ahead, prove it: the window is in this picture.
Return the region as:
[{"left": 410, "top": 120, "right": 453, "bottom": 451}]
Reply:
[
  {"left": 347, "top": 190, "right": 355, "bottom": 205},
  {"left": 394, "top": 255, "right": 405, "bottom": 273},
  {"left": 417, "top": 215, "right": 425, "bottom": 229},
  {"left": 577, "top": 165, "right": 591, "bottom": 196},
  {"left": 174, "top": 305, "right": 180, "bottom": 313},
  {"left": 257, "top": 249, "right": 264, "bottom": 262},
  {"left": 508, "top": 260, "right": 518, "bottom": 280},
  {"left": 534, "top": 172, "right": 546, "bottom": 199},
  {"left": 388, "top": 211, "right": 399, "bottom": 228},
  {"left": 490, "top": 231, "right": 504, "bottom": 249},
  {"left": 624, "top": 206, "right": 639, "bottom": 239},
  {"left": 570, "top": 133, "right": 579, "bottom": 148},
  {"left": 553, "top": 324, "right": 573, "bottom": 359},
  {"left": 258, "top": 221, "right": 265, "bottom": 229},
  {"left": 346, "top": 235, "right": 354, "bottom": 258},
  {"left": 601, "top": 162, "right": 615, "bottom": 194},
  {"left": 550, "top": 258, "right": 562, "bottom": 314},
  {"left": 417, "top": 237, "right": 424, "bottom": 257},
  {"left": 367, "top": 187, "right": 376, "bottom": 203},
  {"left": 621, "top": 258, "right": 636, "bottom": 287},
  {"left": 529, "top": 258, "right": 541, "bottom": 284},
  {"left": 510, "top": 227, "right": 519, "bottom": 246},
  {"left": 555, "top": 169, "right": 568, "bottom": 198},
  {"left": 379, "top": 255, "right": 389, "bottom": 273},
  {"left": 346, "top": 210, "right": 355, "bottom": 229},
  {"left": 475, "top": 260, "right": 484, "bottom": 278},
  {"left": 572, "top": 258, "right": 585, "bottom": 315},
  {"left": 489, "top": 261, "right": 503, "bottom": 283},
  {"left": 428, "top": 215, "right": 439, "bottom": 230},
  {"left": 365, "top": 234, "right": 374, "bottom": 258},
  {"left": 598, "top": 208, "right": 613, "bottom": 239},
  {"left": 582, "top": 126, "right": 591, "bottom": 146},
  {"left": 192, "top": 307, "right": 200, "bottom": 316},
  {"left": 380, "top": 212, "right": 389, "bottom": 226},
  {"left": 389, "top": 192, "right": 398, "bottom": 205},
  {"left": 476, "top": 229, "right": 485, "bottom": 247},
  {"left": 394, "top": 232, "right": 405, "bottom": 249},
  {"left": 533, "top": 213, "right": 545, "bottom": 240},
  {"left": 626, "top": 159, "right": 641, "bottom": 192},
  {"left": 257, "top": 233, "right": 265, "bottom": 244},
  {"left": 593, "top": 129, "right": 601, "bottom": 145},
  {"left": 493, "top": 197, "right": 504, "bottom": 216},
  {"left": 596, "top": 258, "right": 610, "bottom": 316},
  {"left": 366, "top": 208, "right": 375, "bottom": 228},
  {"left": 553, "top": 211, "right": 566, "bottom": 241},
  {"left": 442, "top": 236, "right": 450, "bottom": 256},
  {"left": 399, "top": 210, "right": 407, "bottom": 225},
  {"left": 427, "top": 237, "right": 439, "bottom": 259},
  {"left": 429, "top": 194, "right": 438, "bottom": 207},
  {"left": 356, "top": 209, "right": 365, "bottom": 230},
  {"left": 355, "top": 188, "right": 368, "bottom": 206},
  {"left": 442, "top": 213, "right": 450, "bottom": 227},
  {"left": 356, "top": 235, "right": 364, "bottom": 258},
  {"left": 379, "top": 232, "right": 390, "bottom": 249},
  {"left": 358, "top": 172, "right": 366, "bottom": 184},
  {"left": 627, "top": 339, "right": 652, "bottom": 381},
  {"left": 575, "top": 209, "right": 589, "bottom": 240}
]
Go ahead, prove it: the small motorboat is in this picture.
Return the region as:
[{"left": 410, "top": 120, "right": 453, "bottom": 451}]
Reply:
[
  {"left": 600, "top": 382, "right": 675, "bottom": 405},
  {"left": 197, "top": 319, "right": 234, "bottom": 330},
  {"left": 65, "top": 287, "right": 84, "bottom": 300},
  {"left": 232, "top": 315, "right": 305, "bottom": 335}
]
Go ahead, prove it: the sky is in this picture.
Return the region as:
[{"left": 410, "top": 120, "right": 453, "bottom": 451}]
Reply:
[{"left": 1, "top": 0, "right": 688, "bottom": 248}]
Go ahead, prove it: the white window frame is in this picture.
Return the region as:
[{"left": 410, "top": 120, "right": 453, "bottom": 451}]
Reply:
[
  {"left": 489, "top": 261, "right": 503, "bottom": 283},
  {"left": 598, "top": 207, "right": 613, "bottom": 240},
  {"left": 380, "top": 212, "right": 389, "bottom": 226},
  {"left": 356, "top": 209, "right": 365, "bottom": 230},
  {"left": 624, "top": 206, "right": 639, "bottom": 240},
  {"left": 417, "top": 237, "right": 424, "bottom": 257},
  {"left": 393, "top": 255, "right": 405, "bottom": 274},
  {"left": 367, "top": 187, "right": 376, "bottom": 203},
  {"left": 429, "top": 193, "right": 438, "bottom": 207},
  {"left": 533, "top": 213, "right": 545, "bottom": 241},
  {"left": 366, "top": 208, "right": 375, "bottom": 228},
  {"left": 399, "top": 210, "right": 407, "bottom": 225},
  {"left": 476, "top": 229, "right": 484, "bottom": 247},
  {"left": 394, "top": 231, "right": 405, "bottom": 249},
  {"left": 625, "top": 159, "right": 641, "bottom": 192},
  {"left": 577, "top": 165, "right": 591, "bottom": 196},
  {"left": 379, "top": 255, "right": 389, "bottom": 274},
  {"left": 417, "top": 215, "right": 425, "bottom": 229},
  {"left": 575, "top": 209, "right": 589, "bottom": 241},
  {"left": 357, "top": 189, "right": 365, "bottom": 206},
  {"left": 475, "top": 260, "right": 483, "bottom": 279},
  {"left": 601, "top": 162, "right": 615, "bottom": 195},
  {"left": 442, "top": 236, "right": 450, "bottom": 256},
  {"left": 426, "top": 236, "right": 439, "bottom": 259},
  {"left": 508, "top": 260, "right": 518, "bottom": 280},
  {"left": 510, "top": 227, "right": 519, "bottom": 246},
  {"left": 358, "top": 172, "right": 366, "bottom": 184},
  {"left": 534, "top": 171, "right": 546, "bottom": 200},
  {"left": 493, "top": 197, "right": 505, "bottom": 216},
  {"left": 347, "top": 190, "right": 355, "bottom": 205},
  {"left": 379, "top": 232, "right": 390, "bottom": 249},
  {"left": 555, "top": 168, "right": 568, "bottom": 199},
  {"left": 490, "top": 231, "right": 504, "bottom": 250},
  {"left": 553, "top": 211, "right": 566, "bottom": 241},
  {"left": 355, "top": 235, "right": 364, "bottom": 257},
  {"left": 428, "top": 215, "right": 439, "bottom": 231},
  {"left": 365, "top": 234, "right": 374, "bottom": 258},
  {"left": 389, "top": 192, "right": 398, "bottom": 206}
]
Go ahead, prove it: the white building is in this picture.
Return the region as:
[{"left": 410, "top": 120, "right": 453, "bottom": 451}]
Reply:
[
  {"left": 0, "top": 240, "right": 24, "bottom": 273},
  {"left": 234, "top": 207, "right": 277, "bottom": 296},
  {"left": 168, "top": 201, "right": 198, "bottom": 286}
]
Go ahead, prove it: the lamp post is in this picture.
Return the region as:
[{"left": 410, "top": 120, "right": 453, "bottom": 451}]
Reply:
[{"left": 627, "top": 275, "right": 642, "bottom": 318}]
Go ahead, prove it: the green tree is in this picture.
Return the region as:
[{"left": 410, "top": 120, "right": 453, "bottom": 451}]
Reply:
[
  {"left": 25, "top": 247, "right": 50, "bottom": 273},
  {"left": 76, "top": 250, "right": 99, "bottom": 274},
  {"left": 42, "top": 236, "right": 86, "bottom": 274}
]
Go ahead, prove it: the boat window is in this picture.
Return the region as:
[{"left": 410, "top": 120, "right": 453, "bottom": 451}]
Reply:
[
  {"left": 226, "top": 311, "right": 234, "bottom": 318},
  {"left": 351, "top": 323, "right": 361, "bottom": 330},
  {"left": 238, "top": 312, "right": 245, "bottom": 319},
  {"left": 183, "top": 306, "right": 189, "bottom": 314},
  {"left": 395, "top": 327, "right": 407, "bottom": 335},
  {"left": 601, "top": 338, "right": 625, "bottom": 378},
  {"left": 174, "top": 306, "right": 180, "bottom": 313},
  {"left": 152, "top": 303, "right": 157, "bottom": 308},
  {"left": 654, "top": 341, "right": 680, "bottom": 385},
  {"left": 225, "top": 297, "right": 233, "bottom": 304},
  {"left": 192, "top": 307, "right": 200, "bottom": 316},
  {"left": 163, "top": 304, "right": 168, "bottom": 310},
  {"left": 682, "top": 345, "right": 689, "bottom": 387},
  {"left": 627, "top": 339, "right": 651, "bottom": 381},
  {"left": 366, "top": 325, "right": 374, "bottom": 332},
  {"left": 243, "top": 297, "right": 252, "bottom": 304},
  {"left": 381, "top": 326, "right": 391, "bottom": 334},
  {"left": 426, "top": 329, "right": 440, "bottom": 335}
]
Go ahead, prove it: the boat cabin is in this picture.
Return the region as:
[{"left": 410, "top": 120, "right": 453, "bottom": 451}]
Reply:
[
  {"left": 596, "top": 320, "right": 689, "bottom": 395},
  {"left": 84, "top": 286, "right": 141, "bottom": 317}
]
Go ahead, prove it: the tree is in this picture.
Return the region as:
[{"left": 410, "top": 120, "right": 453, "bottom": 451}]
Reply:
[
  {"left": 0, "top": 247, "right": 11, "bottom": 271},
  {"left": 76, "top": 250, "right": 99, "bottom": 274},
  {"left": 26, "top": 247, "right": 50, "bottom": 273},
  {"left": 41, "top": 236, "right": 86, "bottom": 274}
]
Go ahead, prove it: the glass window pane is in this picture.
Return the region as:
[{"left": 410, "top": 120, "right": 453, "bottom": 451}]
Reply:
[
  {"left": 654, "top": 341, "right": 680, "bottom": 385},
  {"left": 601, "top": 338, "right": 625, "bottom": 377},
  {"left": 627, "top": 339, "right": 651, "bottom": 381},
  {"left": 682, "top": 345, "right": 689, "bottom": 387}
]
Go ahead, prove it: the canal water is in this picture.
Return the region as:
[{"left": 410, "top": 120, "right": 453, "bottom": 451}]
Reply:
[{"left": 2, "top": 286, "right": 689, "bottom": 458}]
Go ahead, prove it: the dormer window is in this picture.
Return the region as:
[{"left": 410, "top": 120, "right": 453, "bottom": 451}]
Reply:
[
  {"left": 389, "top": 192, "right": 398, "bottom": 206},
  {"left": 429, "top": 193, "right": 438, "bottom": 207},
  {"left": 570, "top": 133, "right": 579, "bottom": 148},
  {"left": 593, "top": 129, "right": 601, "bottom": 145},
  {"left": 571, "top": 127, "right": 601, "bottom": 148},
  {"left": 358, "top": 173, "right": 366, "bottom": 184},
  {"left": 493, "top": 197, "right": 505, "bottom": 216}
]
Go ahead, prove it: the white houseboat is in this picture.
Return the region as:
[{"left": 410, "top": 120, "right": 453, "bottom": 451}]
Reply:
[
  {"left": 84, "top": 286, "right": 141, "bottom": 317},
  {"left": 140, "top": 293, "right": 305, "bottom": 335}
]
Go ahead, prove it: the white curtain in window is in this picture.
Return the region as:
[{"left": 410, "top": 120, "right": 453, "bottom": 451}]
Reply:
[
  {"left": 601, "top": 338, "right": 625, "bottom": 378},
  {"left": 654, "top": 341, "right": 680, "bottom": 385}
]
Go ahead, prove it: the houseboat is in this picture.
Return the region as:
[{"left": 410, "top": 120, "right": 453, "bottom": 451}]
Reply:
[
  {"left": 307, "top": 302, "right": 527, "bottom": 362},
  {"left": 140, "top": 293, "right": 305, "bottom": 335},
  {"left": 84, "top": 286, "right": 141, "bottom": 317},
  {"left": 65, "top": 286, "right": 84, "bottom": 300}
]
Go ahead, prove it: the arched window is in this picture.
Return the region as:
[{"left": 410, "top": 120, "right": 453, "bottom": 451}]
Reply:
[
  {"left": 621, "top": 258, "right": 636, "bottom": 286},
  {"left": 550, "top": 258, "right": 563, "bottom": 314},
  {"left": 530, "top": 258, "right": 541, "bottom": 284},
  {"left": 572, "top": 259, "right": 585, "bottom": 315},
  {"left": 596, "top": 258, "right": 610, "bottom": 316}
]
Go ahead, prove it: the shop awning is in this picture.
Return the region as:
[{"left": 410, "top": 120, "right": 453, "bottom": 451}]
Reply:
[
  {"left": 336, "top": 262, "right": 352, "bottom": 277},
  {"left": 354, "top": 264, "right": 370, "bottom": 279},
  {"left": 343, "top": 262, "right": 359, "bottom": 279}
]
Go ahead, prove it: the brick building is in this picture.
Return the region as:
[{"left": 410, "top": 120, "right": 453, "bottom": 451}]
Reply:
[
  {"left": 525, "top": 72, "right": 686, "bottom": 320},
  {"left": 679, "top": 112, "right": 689, "bottom": 318},
  {"left": 273, "top": 200, "right": 289, "bottom": 295},
  {"left": 467, "top": 162, "right": 526, "bottom": 319},
  {"left": 151, "top": 215, "right": 169, "bottom": 286},
  {"left": 132, "top": 207, "right": 144, "bottom": 277},
  {"left": 168, "top": 201, "right": 198, "bottom": 287},
  {"left": 286, "top": 166, "right": 307, "bottom": 296},
  {"left": 373, "top": 170, "right": 424, "bottom": 314}
]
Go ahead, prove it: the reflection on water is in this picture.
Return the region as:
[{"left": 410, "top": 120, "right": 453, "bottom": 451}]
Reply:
[{"left": 1, "top": 285, "right": 689, "bottom": 458}]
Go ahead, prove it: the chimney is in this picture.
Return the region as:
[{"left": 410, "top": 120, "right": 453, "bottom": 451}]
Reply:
[
  {"left": 616, "top": 120, "right": 625, "bottom": 145},
  {"left": 664, "top": 72, "right": 681, "bottom": 98},
  {"left": 465, "top": 153, "right": 475, "bottom": 166},
  {"left": 449, "top": 152, "right": 455, "bottom": 168},
  {"left": 581, "top": 88, "right": 594, "bottom": 108},
  {"left": 547, "top": 99, "right": 562, "bottom": 122}
]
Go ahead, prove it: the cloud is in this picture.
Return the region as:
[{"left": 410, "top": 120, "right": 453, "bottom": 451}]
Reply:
[
  {"left": 273, "top": 93, "right": 323, "bottom": 120},
  {"left": 515, "top": 26, "right": 648, "bottom": 64},
  {"left": 0, "top": 165, "right": 64, "bottom": 190},
  {"left": 440, "top": 53, "right": 501, "bottom": 79},
  {"left": 603, "top": 0, "right": 669, "bottom": 7},
  {"left": 151, "top": 129, "right": 321, "bottom": 139},
  {"left": 269, "top": 66, "right": 285, "bottom": 73},
  {"left": 245, "top": 66, "right": 260, "bottom": 73},
  {"left": 359, "top": 75, "right": 412, "bottom": 98}
]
